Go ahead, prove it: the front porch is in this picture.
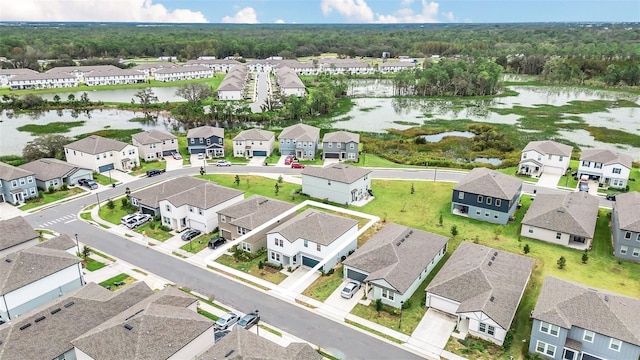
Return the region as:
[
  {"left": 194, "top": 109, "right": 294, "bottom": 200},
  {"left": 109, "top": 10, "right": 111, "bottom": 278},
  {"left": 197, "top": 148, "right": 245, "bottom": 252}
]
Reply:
[
  {"left": 567, "top": 235, "right": 592, "bottom": 251},
  {"left": 451, "top": 204, "right": 469, "bottom": 217}
]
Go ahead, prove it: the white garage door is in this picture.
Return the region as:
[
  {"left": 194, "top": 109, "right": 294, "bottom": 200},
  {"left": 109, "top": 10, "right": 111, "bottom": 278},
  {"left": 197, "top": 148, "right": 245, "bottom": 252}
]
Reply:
[
  {"left": 544, "top": 166, "right": 564, "bottom": 175},
  {"left": 189, "top": 219, "right": 206, "bottom": 232},
  {"left": 427, "top": 293, "right": 459, "bottom": 315}
]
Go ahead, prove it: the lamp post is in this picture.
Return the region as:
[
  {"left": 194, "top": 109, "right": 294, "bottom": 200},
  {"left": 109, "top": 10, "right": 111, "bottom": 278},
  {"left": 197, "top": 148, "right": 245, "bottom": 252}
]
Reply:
[
  {"left": 108, "top": 169, "right": 112, "bottom": 184},
  {"left": 96, "top": 193, "right": 101, "bottom": 209},
  {"left": 255, "top": 309, "right": 260, "bottom": 336},
  {"left": 399, "top": 301, "right": 404, "bottom": 329},
  {"left": 74, "top": 233, "right": 80, "bottom": 255}
]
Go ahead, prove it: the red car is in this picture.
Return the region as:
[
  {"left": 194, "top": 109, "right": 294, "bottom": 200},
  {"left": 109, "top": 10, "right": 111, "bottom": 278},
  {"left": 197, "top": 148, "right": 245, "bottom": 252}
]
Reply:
[
  {"left": 284, "top": 155, "right": 294, "bottom": 165},
  {"left": 291, "top": 162, "right": 305, "bottom": 169}
]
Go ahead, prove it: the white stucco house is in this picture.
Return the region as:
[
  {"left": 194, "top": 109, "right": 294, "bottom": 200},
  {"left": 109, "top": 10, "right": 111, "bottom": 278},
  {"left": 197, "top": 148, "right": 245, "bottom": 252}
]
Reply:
[
  {"left": 578, "top": 149, "right": 633, "bottom": 189},
  {"left": 132, "top": 129, "right": 178, "bottom": 162},
  {"left": 64, "top": 135, "right": 139, "bottom": 173},
  {"left": 232, "top": 129, "right": 275, "bottom": 158},
  {"left": 301, "top": 164, "right": 372, "bottom": 205},
  {"left": 518, "top": 140, "right": 573, "bottom": 177},
  {"left": 266, "top": 209, "right": 359, "bottom": 272}
]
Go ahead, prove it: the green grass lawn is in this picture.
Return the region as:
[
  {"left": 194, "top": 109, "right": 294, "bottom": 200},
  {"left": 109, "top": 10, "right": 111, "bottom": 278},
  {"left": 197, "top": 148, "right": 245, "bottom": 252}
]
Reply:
[
  {"left": 84, "top": 257, "right": 106, "bottom": 271},
  {"left": 130, "top": 160, "right": 166, "bottom": 176},
  {"left": 177, "top": 136, "right": 191, "bottom": 165},
  {"left": 496, "top": 166, "right": 539, "bottom": 183},
  {"left": 99, "top": 273, "right": 135, "bottom": 291},
  {"left": 98, "top": 203, "right": 135, "bottom": 225},
  {"left": 19, "top": 187, "right": 84, "bottom": 210},
  {"left": 197, "top": 308, "right": 219, "bottom": 321},
  {"left": 79, "top": 212, "right": 92, "bottom": 221},
  {"left": 180, "top": 232, "right": 215, "bottom": 253},
  {"left": 298, "top": 157, "right": 325, "bottom": 166},
  {"left": 302, "top": 265, "right": 344, "bottom": 302},
  {"left": 17, "top": 121, "right": 86, "bottom": 135},
  {"left": 93, "top": 173, "right": 117, "bottom": 185},
  {"left": 198, "top": 174, "right": 308, "bottom": 204},
  {"left": 355, "top": 153, "right": 423, "bottom": 168},
  {"left": 216, "top": 254, "right": 288, "bottom": 284},
  {"left": 134, "top": 221, "right": 173, "bottom": 241}
]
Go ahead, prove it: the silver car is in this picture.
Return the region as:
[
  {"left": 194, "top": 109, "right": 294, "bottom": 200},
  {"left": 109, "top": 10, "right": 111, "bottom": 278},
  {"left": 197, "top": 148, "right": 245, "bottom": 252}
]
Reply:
[
  {"left": 215, "top": 312, "right": 239, "bottom": 330},
  {"left": 341, "top": 281, "right": 361, "bottom": 299}
]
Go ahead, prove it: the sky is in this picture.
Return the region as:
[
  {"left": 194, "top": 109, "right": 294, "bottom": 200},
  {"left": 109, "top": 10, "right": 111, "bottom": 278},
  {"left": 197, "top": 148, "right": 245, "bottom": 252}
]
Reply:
[{"left": 1, "top": 0, "right": 639, "bottom": 24}]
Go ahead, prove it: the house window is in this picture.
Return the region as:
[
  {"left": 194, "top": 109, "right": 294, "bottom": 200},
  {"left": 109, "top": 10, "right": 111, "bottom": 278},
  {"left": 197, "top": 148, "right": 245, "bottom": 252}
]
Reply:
[
  {"left": 279, "top": 239, "right": 283, "bottom": 247},
  {"left": 582, "top": 161, "right": 590, "bottom": 167},
  {"left": 620, "top": 245, "right": 628, "bottom": 255},
  {"left": 595, "top": 163, "right": 602, "bottom": 169},
  {"left": 198, "top": 208, "right": 203, "bottom": 215},
  {"left": 523, "top": 153, "right": 527, "bottom": 159},
  {"left": 206, "top": 139, "right": 211, "bottom": 145},
  {"left": 556, "top": 232, "right": 562, "bottom": 239},
  {"left": 270, "top": 252, "right": 280, "bottom": 261},
  {"left": 96, "top": 155, "right": 100, "bottom": 160},
  {"left": 559, "top": 156, "right": 563, "bottom": 161},
  {"left": 274, "top": 238, "right": 278, "bottom": 245},
  {"left": 486, "top": 197, "right": 492, "bottom": 205},
  {"left": 495, "top": 199, "right": 501, "bottom": 207},
  {"left": 317, "top": 244, "right": 321, "bottom": 252},
  {"left": 163, "top": 216, "right": 170, "bottom": 225},
  {"left": 27, "top": 176, "right": 33, "bottom": 183},
  {"left": 536, "top": 341, "right": 556, "bottom": 357},
  {"left": 476, "top": 210, "right": 481, "bottom": 216},
  {"left": 485, "top": 211, "right": 489, "bottom": 217},
  {"left": 221, "top": 215, "right": 226, "bottom": 223},
  {"left": 478, "top": 322, "right": 495, "bottom": 336},
  {"left": 199, "top": 138, "right": 203, "bottom": 144},
  {"left": 165, "top": 205, "right": 171, "bottom": 212},
  {"left": 548, "top": 154, "right": 552, "bottom": 160},
  {"left": 218, "top": 138, "right": 223, "bottom": 144},
  {"left": 539, "top": 322, "right": 560, "bottom": 337},
  {"left": 477, "top": 195, "right": 483, "bottom": 203},
  {"left": 29, "top": 187, "right": 36, "bottom": 195},
  {"left": 637, "top": 234, "right": 640, "bottom": 242},
  {"left": 609, "top": 338, "right": 622, "bottom": 351},
  {"left": 583, "top": 330, "right": 595, "bottom": 343},
  {"left": 625, "top": 232, "right": 631, "bottom": 239},
  {"left": 493, "top": 212, "right": 498, "bottom": 219},
  {"left": 242, "top": 243, "right": 251, "bottom": 252},
  {"left": 632, "top": 248, "right": 639, "bottom": 257},
  {"left": 131, "top": 198, "right": 138, "bottom": 206},
  {"left": 612, "top": 168, "right": 621, "bottom": 174},
  {"left": 381, "top": 289, "right": 394, "bottom": 301},
  {"left": 190, "top": 138, "right": 195, "bottom": 144},
  {"left": 337, "top": 143, "right": 341, "bottom": 148},
  {"left": 11, "top": 180, "right": 17, "bottom": 187},
  {"left": 304, "top": 239, "right": 308, "bottom": 247},
  {"left": 189, "top": 206, "right": 194, "bottom": 212},
  {"left": 328, "top": 143, "right": 332, "bottom": 148},
  {"left": 350, "top": 143, "right": 355, "bottom": 149},
  {"left": 458, "top": 192, "right": 464, "bottom": 200}
]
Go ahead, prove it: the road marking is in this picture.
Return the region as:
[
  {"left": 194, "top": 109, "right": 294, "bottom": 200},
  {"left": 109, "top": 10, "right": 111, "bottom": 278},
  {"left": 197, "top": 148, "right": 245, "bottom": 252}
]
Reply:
[{"left": 64, "top": 219, "right": 77, "bottom": 224}]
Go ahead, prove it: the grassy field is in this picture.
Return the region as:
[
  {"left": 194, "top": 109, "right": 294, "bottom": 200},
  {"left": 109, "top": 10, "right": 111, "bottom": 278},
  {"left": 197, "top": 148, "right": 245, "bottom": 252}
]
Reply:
[
  {"left": 19, "top": 187, "right": 84, "bottom": 210},
  {"left": 99, "top": 273, "right": 135, "bottom": 291},
  {"left": 302, "top": 265, "right": 344, "bottom": 302},
  {"left": 177, "top": 136, "right": 191, "bottom": 165},
  {"left": 17, "top": 121, "right": 85, "bottom": 135},
  {"left": 98, "top": 203, "right": 135, "bottom": 225},
  {"left": 198, "top": 174, "right": 308, "bottom": 204},
  {"left": 130, "top": 160, "right": 166, "bottom": 176},
  {"left": 216, "top": 254, "right": 288, "bottom": 284},
  {"left": 84, "top": 258, "right": 106, "bottom": 272},
  {"left": 356, "top": 153, "right": 423, "bottom": 168}
]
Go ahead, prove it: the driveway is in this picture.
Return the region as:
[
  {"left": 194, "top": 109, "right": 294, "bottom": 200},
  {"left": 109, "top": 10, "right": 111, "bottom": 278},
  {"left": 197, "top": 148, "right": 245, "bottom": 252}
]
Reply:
[
  {"left": 166, "top": 156, "right": 184, "bottom": 171},
  {"left": 321, "top": 279, "right": 364, "bottom": 315},
  {"left": 537, "top": 172, "right": 561, "bottom": 189},
  {"left": 278, "top": 266, "right": 320, "bottom": 294},
  {"left": 247, "top": 156, "right": 266, "bottom": 167},
  {"left": 410, "top": 308, "right": 457, "bottom": 351},
  {"left": 323, "top": 158, "right": 340, "bottom": 167},
  {"left": 0, "top": 203, "right": 25, "bottom": 220}
]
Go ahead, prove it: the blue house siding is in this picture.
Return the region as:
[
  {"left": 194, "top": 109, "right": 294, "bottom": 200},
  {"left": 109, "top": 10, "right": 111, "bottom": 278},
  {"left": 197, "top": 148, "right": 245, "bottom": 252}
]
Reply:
[
  {"left": 611, "top": 209, "right": 640, "bottom": 262},
  {"left": 0, "top": 176, "right": 38, "bottom": 204},
  {"left": 451, "top": 188, "right": 521, "bottom": 225},
  {"left": 187, "top": 135, "right": 224, "bottom": 157}
]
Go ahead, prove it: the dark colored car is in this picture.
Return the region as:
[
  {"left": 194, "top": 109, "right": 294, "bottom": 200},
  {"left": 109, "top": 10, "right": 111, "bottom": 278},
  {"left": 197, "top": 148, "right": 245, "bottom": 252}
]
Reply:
[
  {"left": 291, "top": 162, "right": 305, "bottom": 169},
  {"left": 208, "top": 236, "right": 226, "bottom": 249},
  {"left": 578, "top": 182, "right": 589, "bottom": 192},
  {"left": 236, "top": 312, "right": 260, "bottom": 329},
  {"left": 146, "top": 169, "right": 165, "bottom": 177},
  {"left": 606, "top": 194, "right": 617, "bottom": 201},
  {"left": 78, "top": 178, "right": 98, "bottom": 190},
  {"left": 181, "top": 229, "right": 202, "bottom": 241}
]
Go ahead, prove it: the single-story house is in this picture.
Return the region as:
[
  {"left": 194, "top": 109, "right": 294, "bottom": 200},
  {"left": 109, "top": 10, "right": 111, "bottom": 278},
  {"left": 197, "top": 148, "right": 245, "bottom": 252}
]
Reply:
[
  {"left": 578, "top": 149, "right": 633, "bottom": 189},
  {"left": 130, "top": 176, "right": 207, "bottom": 216},
  {"left": 521, "top": 192, "right": 599, "bottom": 250},
  {"left": 64, "top": 135, "right": 139, "bottom": 173},
  {"left": 518, "top": 140, "right": 572, "bottom": 177},
  {"left": 426, "top": 242, "right": 535, "bottom": 346},
  {"left": 322, "top": 131, "right": 360, "bottom": 161},
  {"left": 0, "top": 216, "right": 40, "bottom": 258},
  {"left": 343, "top": 223, "right": 448, "bottom": 308},
  {"left": 611, "top": 191, "right": 640, "bottom": 262},
  {"left": 0, "top": 162, "right": 38, "bottom": 204},
  {"left": 278, "top": 123, "right": 320, "bottom": 160},
  {"left": 37, "top": 234, "right": 78, "bottom": 255},
  {"left": 131, "top": 129, "right": 178, "bottom": 162},
  {"left": 186, "top": 126, "right": 225, "bottom": 158},
  {"left": 232, "top": 129, "right": 276, "bottom": 158},
  {"left": 301, "top": 164, "right": 372, "bottom": 205},
  {"left": 19, "top": 158, "right": 93, "bottom": 190}
]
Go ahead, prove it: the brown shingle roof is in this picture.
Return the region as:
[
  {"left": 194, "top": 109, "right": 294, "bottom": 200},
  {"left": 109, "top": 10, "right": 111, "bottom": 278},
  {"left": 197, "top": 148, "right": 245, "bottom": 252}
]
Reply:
[
  {"left": 522, "top": 140, "right": 573, "bottom": 157},
  {"left": 36, "top": 234, "right": 76, "bottom": 251},
  {"left": 269, "top": 209, "right": 358, "bottom": 246},
  {"left": 163, "top": 182, "right": 244, "bottom": 210},
  {"left": 64, "top": 135, "right": 129, "bottom": 154},
  {"left": 130, "top": 176, "right": 207, "bottom": 209},
  {"left": 322, "top": 131, "right": 360, "bottom": 144},
  {"left": 233, "top": 129, "right": 275, "bottom": 142},
  {"left": 426, "top": 242, "right": 535, "bottom": 329},
  {"left": 278, "top": 124, "right": 320, "bottom": 142},
  {"left": 219, "top": 195, "right": 294, "bottom": 230},
  {"left": 0, "top": 162, "right": 34, "bottom": 181},
  {"left": 0, "top": 216, "right": 39, "bottom": 251},
  {"left": 533, "top": 276, "right": 640, "bottom": 346},
  {"left": 522, "top": 192, "right": 599, "bottom": 238},
  {"left": 187, "top": 125, "right": 224, "bottom": 139},
  {"left": 614, "top": 191, "right": 640, "bottom": 232},
  {"left": 302, "top": 164, "right": 371, "bottom": 184},
  {"left": 19, "top": 158, "right": 87, "bottom": 181},
  {"left": 580, "top": 149, "right": 633, "bottom": 168},
  {"left": 131, "top": 130, "right": 177, "bottom": 145},
  {"left": 454, "top": 167, "right": 523, "bottom": 200}
]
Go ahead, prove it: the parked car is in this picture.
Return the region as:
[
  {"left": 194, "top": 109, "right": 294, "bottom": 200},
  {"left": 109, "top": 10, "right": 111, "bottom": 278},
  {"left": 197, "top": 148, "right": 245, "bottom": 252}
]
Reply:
[
  {"left": 146, "top": 169, "right": 165, "bottom": 177},
  {"left": 606, "top": 193, "right": 617, "bottom": 201},
  {"left": 284, "top": 155, "right": 294, "bottom": 165},
  {"left": 172, "top": 152, "right": 182, "bottom": 160},
  {"left": 216, "top": 160, "right": 231, "bottom": 167},
  {"left": 578, "top": 182, "right": 589, "bottom": 192},
  {"left": 78, "top": 178, "right": 98, "bottom": 190},
  {"left": 215, "top": 312, "right": 239, "bottom": 330},
  {"left": 236, "top": 312, "right": 260, "bottom": 330},
  {"left": 181, "top": 229, "right": 202, "bottom": 241},
  {"left": 124, "top": 214, "right": 152, "bottom": 229},
  {"left": 208, "top": 236, "right": 226, "bottom": 249},
  {"left": 120, "top": 214, "right": 137, "bottom": 226},
  {"left": 291, "top": 162, "right": 305, "bottom": 169},
  {"left": 341, "top": 281, "right": 361, "bottom": 299},
  {"left": 198, "top": 153, "right": 205, "bottom": 160}
]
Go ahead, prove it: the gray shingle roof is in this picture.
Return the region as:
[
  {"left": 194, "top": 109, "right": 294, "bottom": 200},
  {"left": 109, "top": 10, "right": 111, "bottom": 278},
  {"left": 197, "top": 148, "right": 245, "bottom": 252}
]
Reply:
[
  {"left": 522, "top": 192, "right": 599, "bottom": 238},
  {"left": 155, "top": 65, "right": 211, "bottom": 74},
  {"left": 36, "top": 234, "right": 76, "bottom": 251},
  {"left": 278, "top": 124, "right": 320, "bottom": 142},
  {"left": 302, "top": 164, "right": 371, "bottom": 184},
  {"left": 522, "top": 140, "right": 573, "bottom": 157},
  {"left": 198, "top": 327, "right": 322, "bottom": 360},
  {"left": 269, "top": 209, "right": 358, "bottom": 246},
  {"left": 532, "top": 276, "right": 640, "bottom": 346},
  {"left": 131, "top": 176, "right": 207, "bottom": 209},
  {"left": 131, "top": 62, "right": 177, "bottom": 70},
  {"left": 344, "top": 223, "right": 448, "bottom": 294},
  {"left": 163, "top": 182, "right": 244, "bottom": 210},
  {"left": 187, "top": 125, "right": 224, "bottom": 139},
  {"left": 233, "top": 129, "right": 275, "bottom": 142},
  {"left": 322, "top": 131, "right": 360, "bottom": 144},
  {"left": 0, "top": 216, "right": 39, "bottom": 251},
  {"left": 131, "top": 130, "right": 177, "bottom": 145},
  {"left": 614, "top": 191, "right": 640, "bottom": 232},
  {"left": 426, "top": 242, "right": 535, "bottom": 329},
  {"left": 580, "top": 149, "right": 633, "bottom": 168},
  {"left": 18, "top": 158, "right": 87, "bottom": 182},
  {"left": 64, "top": 135, "right": 129, "bottom": 154},
  {"left": 219, "top": 195, "right": 294, "bottom": 230},
  {"left": 454, "top": 167, "right": 523, "bottom": 200},
  {"left": 0, "top": 162, "right": 34, "bottom": 181}
]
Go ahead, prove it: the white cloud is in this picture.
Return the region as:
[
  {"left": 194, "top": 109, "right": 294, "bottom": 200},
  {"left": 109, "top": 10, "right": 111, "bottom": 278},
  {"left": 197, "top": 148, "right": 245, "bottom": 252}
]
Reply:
[
  {"left": 442, "top": 11, "right": 455, "bottom": 22},
  {"left": 375, "top": 0, "right": 442, "bottom": 23},
  {"left": 320, "top": 0, "right": 374, "bottom": 22},
  {"left": 221, "top": 7, "right": 259, "bottom": 24},
  {"left": 1, "top": 0, "right": 208, "bottom": 23},
  {"left": 274, "top": 19, "right": 285, "bottom": 24},
  {"left": 400, "top": 0, "right": 414, "bottom": 6}
]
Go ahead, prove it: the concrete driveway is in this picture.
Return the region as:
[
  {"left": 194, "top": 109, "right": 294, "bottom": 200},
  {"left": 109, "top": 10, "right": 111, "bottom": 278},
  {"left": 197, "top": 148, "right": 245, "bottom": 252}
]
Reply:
[
  {"left": 247, "top": 156, "right": 266, "bottom": 166},
  {"left": 323, "top": 158, "right": 340, "bottom": 167},
  {"left": 537, "top": 172, "right": 561, "bottom": 189},
  {"left": 410, "top": 308, "right": 456, "bottom": 351},
  {"left": 166, "top": 156, "right": 184, "bottom": 171},
  {"left": 0, "top": 203, "right": 25, "bottom": 220},
  {"left": 278, "top": 267, "right": 320, "bottom": 294},
  {"left": 318, "top": 280, "right": 364, "bottom": 320}
]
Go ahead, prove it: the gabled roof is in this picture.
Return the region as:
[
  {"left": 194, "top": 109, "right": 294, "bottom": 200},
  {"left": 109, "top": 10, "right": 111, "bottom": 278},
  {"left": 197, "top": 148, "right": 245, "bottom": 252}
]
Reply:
[
  {"left": 580, "top": 149, "right": 633, "bottom": 169},
  {"left": 522, "top": 192, "right": 599, "bottom": 238},
  {"left": 187, "top": 125, "right": 224, "bottom": 139},
  {"left": 0, "top": 246, "right": 81, "bottom": 294},
  {"left": 233, "top": 129, "right": 275, "bottom": 142},
  {"left": 454, "top": 167, "right": 523, "bottom": 200},
  {"left": 426, "top": 242, "right": 535, "bottom": 329},
  {"left": 278, "top": 123, "right": 320, "bottom": 142},
  {"left": 269, "top": 209, "right": 358, "bottom": 246},
  {"left": 131, "top": 176, "right": 207, "bottom": 209},
  {"left": 36, "top": 234, "right": 76, "bottom": 251},
  {"left": 64, "top": 135, "right": 130, "bottom": 154},
  {"left": 155, "top": 65, "right": 211, "bottom": 74},
  {"left": 131, "top": 62, "right": 177, "bottom": 70},
  {"left": 19, "top": 158, "right": 87, "bottom": 181},
  {"left": 219, "top": 195, "right": 294, "bottom": 230},
  {"left": 0, "top": 162, "right": 34, "bottom": 181},
  {"left": 302, "top": 164, "right": 371, "bottom": 184},
  {"left": 323, "top": 130, "right": 360, "bottom": 144},
  {"left": 344, "top": 223, "right": 448, "bottom": 294},
  {"left": 162, "top": 182, "right": 244, "bottom": 210},
  {"left": 131, "top": 130, "right": 177, "bottom": 145},
  {"left": 522, "top": 140, "right": 572, "bottom": 157},
  {"left": 0, "top": 216, "right": 39, "bottom": 251},
  {"left": 0, "top": 68, "right": 39, "bottom": 76},
  {"left": 532, "top": 276, "right": 640, "bottom": 346},
  {"left": 614, "top": 191, "right": 640, "bottom": 232}
]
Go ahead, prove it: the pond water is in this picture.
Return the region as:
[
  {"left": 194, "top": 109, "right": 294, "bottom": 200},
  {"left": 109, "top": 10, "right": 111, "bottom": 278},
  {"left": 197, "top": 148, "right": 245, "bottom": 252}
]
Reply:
[
  {"left": 474, "top": 157, "right": 503, "bottom": 166},
  {"left": 39, "top": 86, "right": 187, "bottom": 103},
  {"left": 420, "top": 131, "right": 475, "bottom": 142}
]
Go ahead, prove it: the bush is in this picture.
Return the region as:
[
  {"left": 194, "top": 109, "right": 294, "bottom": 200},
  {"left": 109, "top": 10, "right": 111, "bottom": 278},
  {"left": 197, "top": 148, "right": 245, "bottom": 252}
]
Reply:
[
  {"left": 523, "top": 244, "right": 530, "bottom": 254},
  {"left": 62, "top": 183, "right": 68, "bottom": 191},
  {"left": 159, "top": 225, "right": 172, "bottom": 232},
  {"left": 264, "top": 261, "right": 284, "bottom": 270},
  {"left": 502, "top": 331, "right": 513, "bottom": 349},
  {"left": 48, "top": 185, "right": 55, "bottom": 194},
  {"left": 153, "top": 215, "right": 161, "bottom": 222},
  {"left": 149, "top": 222, "right": 157, "bottom": 230},
  {"left": 106, "top": 199, "right": 115, "bottom": 210},
  {"left": 325, "top": 268, "right": 335, "bottom": 276},
  {"left": 450, "top": 225, "right": 458, "bottom": 237},
  {"left": 258, "top": 261, "right": 264, "bottom": 269},
  {"left": 401, "top": 299, "right": 412, "bottom": 309},
  {"left": 121, "top": 198, "right": 129, "bottom": 208},
  {"left": 37, "top": 191, "right": 44, "bottom": 199},
  {"left": 375, "top": 299, "right": 383, "bottom": 313}
]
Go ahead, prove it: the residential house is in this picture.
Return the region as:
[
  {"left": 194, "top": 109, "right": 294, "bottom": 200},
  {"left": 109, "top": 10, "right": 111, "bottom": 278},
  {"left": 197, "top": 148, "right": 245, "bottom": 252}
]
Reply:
[
  {"left": 83, "top": 68, "right": 146, "bottom": 86},
  {"left": 37, "top": 234, "right": 78, "bottom": 255},
  {"left": 343, "top": 223, "right": 448, "bottom": 308},
  {"left": 200, "top": 327, "right": 322, "bottom": 360},
  {"left": 426, "top": 242, "right": 535, "bottom": 346},
  {"left": 64, "top": 135, "right": 139, "bottom": 173},
  {"left": 521, "top": 192, "right": 599, "bottom": 250},
  {"left": 301, "top": 164, "right": 372, "bottom": 205},
  {"left": 276, "top": 60, "right": 320, "bottom": 76},
  {"left": 529, "top": 276, "right": 640, "bottom": 360},
  {"left": 611, "top": 191, "right": 640, "bottom": 262},
  {"left": 217, "top": 195, "right": 295, "bottom": 253},
  {"left": 267, "top": 209, "right": 359, "bottom": 272},
  {"left": 184, "top": 59, "right": 241, "bottom": 73},
  {"left": 8, "top": 72, "right": 78, "bottom": 90},
  {"left": 0, "top": 68, "right": 39, "bottom": 87},
  {"left": 19, "top": 158, "right": 92, "bottom": 190},
  {"left": 130, "top": 176, "right": 207, "bottom": 216},
  {"left": 0, "top": 217, "right": 40, "bottom": 258},
  {"left": 578, "top": 149, "right": 633, "bottom": 189},
  {"left": 275, "top": 67, "right": 306, "bottom": 97},
  {"left": 379, "top": 61, "right": 417, "bottom": 73},
  {"left": 0, "top": 244, "right": 83, "bottom": 322},
  {"left": 451, "top": 167, "right": 523, "bottom": 225},
  {"left": 322, "top": 131, "right": 360, "bottom": 161},
  {"left": 0, "top": 162, "right": 38, "bottom": 203},
  {"left": 278, "top": 123, "right": 321, "bottom": 160},
  {"left": 518, "top": 140, "right": 573, "bottom": 177},
  {"left": 153, "top": 65, "right": 214, "bottom": 82},
  {"left": 187, "top": 126, "right": 225, "bottom": 158},
  {"left": 131, "top": 62, "right": 177, "bottom": 78},
  {"left": 217, "top": 65, "right": 247, "bottom": 100},
  {"left": 132, "top": 129, "right": 178, "bottom": 162},
  {"left": 159, "top": 181, "right": 244, "bottom": 233},
  {"left": 232, "top": 129, "right": 275, "bottom": 158}
]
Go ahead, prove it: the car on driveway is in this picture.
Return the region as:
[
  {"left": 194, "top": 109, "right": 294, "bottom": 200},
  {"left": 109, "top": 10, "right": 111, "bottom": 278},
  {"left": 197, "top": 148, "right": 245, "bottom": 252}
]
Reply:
[
  {"left": 341, "top": 281, "right": 361, "bottom": 299},
  {"left": 216, "top": 160, "right": 231, "bottom": 167},
  {"left": 121, "top": 214, "right": 137, "bottom": 227},
  {"left": 172, "top": 152, "right": 182, "bottom": 160},
  {"left": 125, "top": 214, "right": 152, "bottom": 229},
  {"left": 181, "top": 229, "right": 202, "bottom": 241},
  {"left": 208, "top": 236, "right": 227, "bottom": 249},
  {"left": 78, "top": 178, "right": 98, "bottom": 190},
  {"left": 606, "top": 193, "right": 617, "bottom": 201},
  {"left": 578, "top": 182, "right": 589, "bottom": 192},
  {"left": 284, "top": 155, "right": 294, "bottom": 165},
  {"left": 236, "top": 312, "right": 260, "bottom": 330},
  {"left": 291, "top": 162, "right": 305, "bottom": 169},
  {"left": 215, "top": 312, "right": 239, "bottom": 330},
  {"left": 198, "top": 153, "right": 205, "bottom": 160}
]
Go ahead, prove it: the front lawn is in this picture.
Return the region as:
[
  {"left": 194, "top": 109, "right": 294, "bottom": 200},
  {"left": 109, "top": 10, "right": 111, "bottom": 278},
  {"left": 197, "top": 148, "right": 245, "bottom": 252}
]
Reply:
[
  {"left": 177, "top": 136, "right": 191, "bottom": 165},
  {"left": 198, "top": 174, "right": 309, "bottom": 204},
  {"left": 93, "top": 172, "right": 117, "bottom": 185},
  {"left": 180, "top": 232, "right": 215, "bottom": 254},
  {"left": 130, "top": 160, "right": 166, "bottom": 176},
  {"left": 98, "top": 201, "right": 136, "bottom": 225},
  {"left": 19, "top": 187, "right": 85, "bottom": 210},
  {"left": 215, "top": 253, "right": 288, "bottom": 285},
  {"left": 84, "top": 258, "right": 106, "bottom": 271},
  {"left": 99, "top": 273, "right": 135, "bottom": 291},
  {"left": 302, "top": 265, "right": 344, "bottom": 302},
  {"left": 354, "top": 153, "right": 422, "bottom": 169},
  {"left": 134, "top": 221, "right": 173, "bottom": 241},
  {"left": 496, "top": 166, "right": 539, "bottom": 183},
  {"left": 197, "top": 308, "right": 219, "bottom": 321}
]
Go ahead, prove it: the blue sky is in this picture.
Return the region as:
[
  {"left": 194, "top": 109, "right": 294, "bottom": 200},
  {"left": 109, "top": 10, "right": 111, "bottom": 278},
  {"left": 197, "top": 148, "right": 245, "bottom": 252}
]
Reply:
[{"left": 2, "top": 0, "right": 639, "bottom": 23}]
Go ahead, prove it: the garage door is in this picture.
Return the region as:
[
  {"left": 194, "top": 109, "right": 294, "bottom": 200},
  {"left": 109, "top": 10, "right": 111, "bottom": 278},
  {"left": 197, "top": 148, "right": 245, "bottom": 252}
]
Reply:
[
  {"left": 140, "top": 206, "right": 156, "bottom": 216},
  {"left": 302, "top": 256, "right": 320, "bottom": 268},
  {"left": 427, "top": 293, "right": 459, "bottom": 315},
  {"left": 189, "top": 220, "right": 206, "bottom": 232},
  {"left": 346, "top": 268, "right": 368, "bottom": 282},
  {"left": 252, "top": 150, "right": 267, "bottom": 156},
  {"left": 324, "top": 152, "right": 340, "bottom": 159},
  {"left": 220, "top": 229, "right": 232, "bottom": 241},
  {"left": 98, "top": 163, "right": 115, "bottom": 173},
  {"left": 544, "top": 166, "right": 564, "bottom": 175}
]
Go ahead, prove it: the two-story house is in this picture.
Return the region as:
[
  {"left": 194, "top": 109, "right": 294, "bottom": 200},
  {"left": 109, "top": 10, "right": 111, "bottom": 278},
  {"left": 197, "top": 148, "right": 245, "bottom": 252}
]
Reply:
[
  {"left": 344, "top": 223, "right": 448, "bottom": 309},
  {"left": 130, "top": 176, "right": 206, "bottom": 216},
  {"left": 267, "top": 209, "right": 359, "bottom": 272},
  {"left": 611, "top": 191, "right": 640, "bottom": 262},
  {"left": 521, "top": 192, "right": 599, "bottom": 250},
  {"left": 530, "top": 276, "right": 640, "bottom": 360},
  {"left": 0, "top": 216, "right": 40, "bottom": 258},
  {"left": 232, "top": 129, "right": 275, "bottom": 158},
  {"left": 18, "top": 158, "right": 93, "bottom": 190},
  {"left": 275, "top": 67, "right": 306, "bottom": 97},
  {"left": 451, "top": 167, "right": 523, "bottom": 224},
  {"left": 0, "top": 162, "right": 38, "bottom": 204},
  {"left": 518, "top": 140, "right": 573, "bottom": 177},
  {"left": 186, "top": 126, "right": 225, "bottom": 158},
  {"left": 132, "top": 129, "right": 178, "bottom": 162},
  {"left": 301, "top": 164, "right": 372, "bottom": 206},
  {"left": 322, "top": 131, "right": 360, "bottom": 161},
  {"left": 578, "top": 149, "right": 633, "bottom": 189},
  {"left": 278, "top": 124, "right": 321, "bottom": 160},
  {"left": 64, "top": 135, "right": 139, "bottom": 173}
]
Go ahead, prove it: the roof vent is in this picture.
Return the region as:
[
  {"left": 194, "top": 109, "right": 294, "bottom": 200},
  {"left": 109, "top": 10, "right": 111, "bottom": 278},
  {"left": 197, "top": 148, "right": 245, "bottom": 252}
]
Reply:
[
  {"left": 124, "top": 324, "right": 133, "bottom": 330},
  {"left": 225, "top": 350, "right": 235, "bottom": 358},
  {"left": 490, "top": 296, "right": 495, "bottom": 302},
  {"left": 51, "top": 308, "right": 61, "bottom": 315},
  {"left": 493, "top": 251, "right": 498, "bottom": 256},
  {"left": 396, "top": 241, "right": 402, "bottom": 246},
  {"left": 34, "top": 316, "right": 46, "bottom": 323},
  {"left": 491, "top": 256, "right": 495, "bottom": 261},
  {"left": 64, "top": 301, "right": 75, "bottom": 308},
  {"left": 5, "top": 259, "right": 11, "bottom": 263},
  {"left": 125, "top": 309, "right": 145, "bottom": 321},
  {"left": 19, "top": 323, "right": 31, "bottom": 331},
  {"left": 488, "top": 261, "right": 492, "bottom": 266}
]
